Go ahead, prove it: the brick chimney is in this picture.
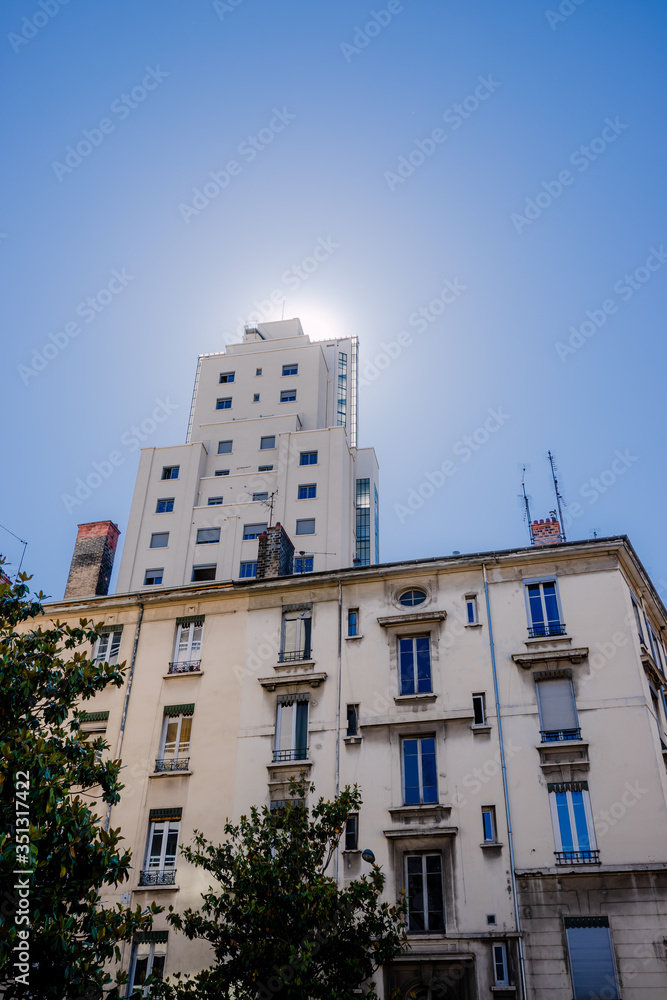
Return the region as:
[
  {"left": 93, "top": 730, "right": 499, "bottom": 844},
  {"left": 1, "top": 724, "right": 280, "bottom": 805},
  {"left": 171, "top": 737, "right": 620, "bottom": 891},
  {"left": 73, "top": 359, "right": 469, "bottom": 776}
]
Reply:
[
  {"left": 64, "top": 521, "right": 121, "bottom": 598},
  {"left": 256, "top": 523, "right": 294, "bottom": 579},
  {"left": 530, "top": 517, "right": 562, "bottom": 546}
]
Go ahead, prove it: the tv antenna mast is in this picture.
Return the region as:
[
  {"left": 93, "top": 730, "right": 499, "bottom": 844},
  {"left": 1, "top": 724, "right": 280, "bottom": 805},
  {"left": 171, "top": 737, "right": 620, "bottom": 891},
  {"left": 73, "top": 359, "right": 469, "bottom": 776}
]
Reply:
[
  {"left": 547, "top": 451, "right": 567, "bottom": 542},
  {"left": 258, "top": 491, "right": 279, "bottom": 527},
  {"left": 0, "top": 522, "right": 28, "bottom": 580},
  {"left": 296, "top": 550, "right": 336, "bottom": 572},
  {"left": 519, "top": 466, "right": 534, "bottom": 544}
]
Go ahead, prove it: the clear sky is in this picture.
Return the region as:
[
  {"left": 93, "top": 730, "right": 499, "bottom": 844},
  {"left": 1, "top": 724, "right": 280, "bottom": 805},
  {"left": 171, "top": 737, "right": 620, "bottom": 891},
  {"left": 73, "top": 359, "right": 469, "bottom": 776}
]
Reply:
[{"left": 2, "top": 0, "right": 667, "bottom": 601}]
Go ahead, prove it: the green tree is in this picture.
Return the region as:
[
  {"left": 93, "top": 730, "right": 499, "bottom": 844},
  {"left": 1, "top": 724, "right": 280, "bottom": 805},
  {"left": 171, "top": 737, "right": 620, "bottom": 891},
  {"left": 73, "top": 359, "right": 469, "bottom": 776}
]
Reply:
[
  {"left": 156, "top": 780, "right": 407, "bottom": 1000},
  {"left": 0, "top": 571, "right": 160, "bottom": 999}
]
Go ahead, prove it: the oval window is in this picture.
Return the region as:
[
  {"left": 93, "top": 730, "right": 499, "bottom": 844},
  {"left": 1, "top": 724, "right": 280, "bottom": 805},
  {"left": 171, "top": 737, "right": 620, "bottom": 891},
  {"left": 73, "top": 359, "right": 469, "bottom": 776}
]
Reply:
[{"left": 399, "top": 589, "right": 427, "bottom": 607}]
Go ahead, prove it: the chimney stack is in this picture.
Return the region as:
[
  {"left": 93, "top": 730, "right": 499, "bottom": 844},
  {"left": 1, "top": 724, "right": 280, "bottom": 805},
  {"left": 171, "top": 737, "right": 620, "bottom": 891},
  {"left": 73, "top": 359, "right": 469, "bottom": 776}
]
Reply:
[
  {"left": 64, "top": 521, "right": 120, "bottom": 598},
  {"left": 530, "top": 517, "right": 562, "bottom": 546},
  {"left": 256, "top": 523, "right": 294, "bottom": 579}
]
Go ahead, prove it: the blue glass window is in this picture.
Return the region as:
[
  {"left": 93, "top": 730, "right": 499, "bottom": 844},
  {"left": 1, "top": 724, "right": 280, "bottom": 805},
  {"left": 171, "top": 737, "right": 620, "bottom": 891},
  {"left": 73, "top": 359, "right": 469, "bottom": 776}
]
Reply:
[
  {"left": 402, "top": 737, "right": 437, "bottom": 804},
  {"left": 527, "top": 581, "right": 562, "bottom": 636},
  {"left": 298, "top": 484, "right": 316, "bottom": 499},
  {"left": 300, "top": 451, "right": 318, "bottom": 465},
  {"left": 216, "top": 398, "right": 232, "bottom": 410},
  {"left": 239, "top": 561, "right": 257, "bottom": 578},
  {"left": 294, "top": 556, "right": 314, "bottom": 574},
  {"left": 399, "top": 637, "right": 432, "bottom": 695},
  {"left": 282, "top": 363, "right": 298, "bottom": 376},
  {"left": 280, "top": 389, "right": 296, "bottom": 402},
  {"left": 156, "top": 498, "right": 174, "bottom": 513}
]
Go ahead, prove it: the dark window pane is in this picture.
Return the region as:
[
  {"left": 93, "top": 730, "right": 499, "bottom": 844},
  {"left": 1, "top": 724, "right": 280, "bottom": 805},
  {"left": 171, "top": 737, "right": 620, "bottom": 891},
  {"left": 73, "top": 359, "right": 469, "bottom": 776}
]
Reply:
[
  {"left": 416, "top": 637, "right": 431, "bottom": 692},
  {"left": 403, "top": 740, "right": 420, "bottom": 804},
  {"left": 399, "top": 638, "right": 415, "bottom": 695}
]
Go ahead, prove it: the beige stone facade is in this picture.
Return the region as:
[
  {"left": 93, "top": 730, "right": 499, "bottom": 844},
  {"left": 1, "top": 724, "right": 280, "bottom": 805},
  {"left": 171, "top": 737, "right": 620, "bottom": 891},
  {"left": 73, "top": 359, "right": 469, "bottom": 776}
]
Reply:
[{"left": 42, "top": 535, "right": 667, "bottom": 997}]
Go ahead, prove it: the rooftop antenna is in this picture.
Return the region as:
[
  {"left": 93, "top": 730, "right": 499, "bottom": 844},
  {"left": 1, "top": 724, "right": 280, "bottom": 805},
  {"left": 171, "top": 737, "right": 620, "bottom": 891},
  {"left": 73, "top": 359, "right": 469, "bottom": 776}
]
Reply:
[
  {"left": 519, "top": 466, "right": 534, "bottom": 544},
  {"left": 547, "top": 451, "right": 567, "bottom": 542},
  {"left": 258, "top": 491, "right": 279, "bottom": 527},
  {"left": 296, "top": 550, "right": 336, "bottom": 572},
  {"left": 0, "top": 522, "right": 28, "bottom": 580}
]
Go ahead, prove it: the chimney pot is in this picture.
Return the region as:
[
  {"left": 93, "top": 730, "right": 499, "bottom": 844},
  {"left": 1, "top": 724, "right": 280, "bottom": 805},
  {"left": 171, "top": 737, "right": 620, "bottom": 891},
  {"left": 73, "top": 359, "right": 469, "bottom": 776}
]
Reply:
[{"left": 64, "top": 521, "right": 120, "bottom": 598}]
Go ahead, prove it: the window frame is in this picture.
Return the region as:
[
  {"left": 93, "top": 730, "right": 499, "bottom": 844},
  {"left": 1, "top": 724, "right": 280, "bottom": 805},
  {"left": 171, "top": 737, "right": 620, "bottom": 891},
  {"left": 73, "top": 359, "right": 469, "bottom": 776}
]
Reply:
[
  {"left": 94, "top": 629, "right": 122, "bottom": 664},
  {"left": 282, "top": 363, "right": 298, "bottom": 376},
  {"left": 144, "top": 818, "right": 180, "bottom": 873},
  {"left": 280, "top": 609, "right": 312, "bottom": 661},
  {"left": 481, "top": 806, "right": 497, "bottom": 843},
  {"left": 346, "top": 704, "right": 359, "bottom": 737},
  {"left": 401, "top": 735, "right": 438, "bottom": 805},
  {"left": 144, "top": 568, "right": 163, "bottom": 586},
  {"left": 255, "top": 367, "right": 262, "bottom": 376},
  {"left": 398, "top": 635, "right": 432, "bottom": 695},
  {"left": 207, "top": 496, "right": 223, "bottom": 506},
  {"left": 150, "top": 532, "right": 169, "bottom": 549},
  {"left": 404, "top": 853, "right": 445, "bottom": 933},
  {"left": 252, "top": 492, "right": 269, "bottom": 502},
  {"left": 549, "top": 783, "right": 598, "bottom": 862},
  {"left": 536, "top": 675, "right": 580, "bottom": 741},
  {"left": 398, "top": 589, "right": 427, "bottom": 608},
  {"left": 465, "top": 594, "right": 478, "bottom": 624},
  {"left": 260, "top": 435, "right": 276, "bottom": 450},
  {"left": 297, "top": 483, "right": 317, "bottom": 500},
  {"left": 274, "top": 697, "right": 309, "bottom": 762},
  {"left": 347, "top": 609, "right": 359, "bottom": 637},
  {"left": 156, "top": 498, "right": 174, "bottom": 513},
  {"left": 345, "top": 814, "right": 359, "bottom": 851},
  {"left": 196, "top": 527, "right": 220, "bottom": 545},
  {"left": 295, "top": 518, "right": 315, "bottom": 535},
  {"left": 564, "top": 918, "right": 620, "bottom": 1000},
  {"left": 219, "top": 371, "right": 235, "bottom": 383},
  {"left": 472, "top": 693, "right": 486, "bottom": 726},
  {"left": 299, "top": 450, "right": 318, "bottom": 466},
  {"left": 217, "top": 440, "right": 233, "bottom": 454},
  {"left": 239, "top": 561, "right": 257, "bottom": 578},
  {"left": 161, "top": 466, "right": 179, "bottom": 480},
  {"left": 294, "top": 556, "right": 314, "bottom": 574},
  {"left": 280, "top": 388, "right": 297, "bottom": 403},
  {"left": 159, "top": 712, "right": 192, "bottom": 764},
  {"left": 129, "top": 940, "right": 167, "bottom": 997},
  {"left": 173, "top": 620, "right": 203, "bottom": 664},
  {"left": 258, "top": 464, "right": 273, "bottom": 472},
  {"left": 493, "top": 942, "right": 510, "bottom": 987},
  {"left": 191, "top": 564, "right": 216, "bottom": 582},
  {"left": 524, "top": 577, "right": 565, "bottom": 637},
  {"left": 215, "top": 397, "right": 232, "bottom": 410},
  {"left": 243, "top": 522, "right": 267, "bottom": 540}
]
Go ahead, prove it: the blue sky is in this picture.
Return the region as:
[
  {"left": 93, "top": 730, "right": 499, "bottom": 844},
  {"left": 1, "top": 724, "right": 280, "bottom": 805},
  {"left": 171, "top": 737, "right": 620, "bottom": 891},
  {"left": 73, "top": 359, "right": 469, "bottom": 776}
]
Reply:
[{"left": 2, "top": 0, "right": 667, "bottom": 600}]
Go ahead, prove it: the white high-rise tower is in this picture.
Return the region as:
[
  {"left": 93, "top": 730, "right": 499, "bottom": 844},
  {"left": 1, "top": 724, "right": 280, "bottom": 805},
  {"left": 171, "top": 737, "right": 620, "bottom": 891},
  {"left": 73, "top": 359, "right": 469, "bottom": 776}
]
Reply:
[{"left": 115, "top": 319, "right": 379, "bottom": 591}]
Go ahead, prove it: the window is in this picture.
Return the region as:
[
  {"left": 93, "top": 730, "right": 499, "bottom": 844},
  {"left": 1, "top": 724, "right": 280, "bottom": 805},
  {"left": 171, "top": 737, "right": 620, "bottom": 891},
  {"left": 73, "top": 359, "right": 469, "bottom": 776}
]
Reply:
[
  {"left": 482, "top": 806, "right": 497, "bottom": 842},
  {"left": 300, "top": 450, "right": 318, "bottom": 465},
  {"left": 215, "top": 469, "right": 229, "bottom": 476},
  {"left": 144, "top": 568, "right": 163, "bottom": 585},
  {"left": 255, "top": 367, "right": 262, "bottom": 376},
  {"left": 219, "top": 371, "right": 235, "bottom": 383},
  {"left": 280, "top": 389, "right": 296, "bottom": 402},
  {"left": 472, "top": 693, "right": 486, "bottom": 726},
  {"left": 142, "top": 813, "right": 180, "bottom": 884},
  {"left": 150, "top": 532, "right": 169, "bottom": 548},
  {"left": 295, "top": 518, "right": 315, "bottom": 535},
  {"left": 282, "top": 363, "right": 298, "bottom": 376},
  {"left": 536, "top": 675, "right": 580, "bottom": 741},
  {"left": 493, "top": 943, "right": 510, "bottom": 986},
  {"left": 191, "top": 564, "right": 216, "bottom": 582},
  {"left": 347, "top": 609, "right": 359, "bottom": 637},
  {"left": 294, "top": 556, "right": 314, "bottom": 574},
  {"left": 355, "top": 478, "right": 370, "bottom": 566},
  {"left": 129, "top": 936, "right": 167, "bottom": 997},
  {"left": 565, "top": 917, "right": 619, "bottom": 1000},
  {"left": 346, "top": 704, "right": 359, "bottom": 736},
  {"left": 549, "top": 782, "right": 598, "bottom": 863},
  {"left": 260, "top": 435, "right": 275, "bottom": 450},
  {"left": 216, "top": 397, "right": 232, "bottom": 410},
  {"left": 525, "top": 580, "right": 564, "bottom": 637},
  {"left": 465, "top": 595, "right": 478, "bottom": 624},
  {"left": 217, "top": 440, "right": 232, "bottom": 454},
  {"left": 402, "top": 736, "right": 437, "bottom": 804},
  {"left": 258, "top": 464, "right": 273, "bottom": 472},
  {"left": 280, "top": 608, "right": 312, "bottom": 662},
  {"left": 156, "top": 498, "right": 174, "bottom": 513},
  {"left": 172, "top": 619, "right": 203, "bottom": 670},
  {"left": 630, "top": 594, "right": 646, "bottom": 644},
  {"left": 405, "top": 855, "right": 444, "bottom": 931},
  {"left": 253, "top": 393, "right": 260, "bottom": 402},
  {"left": 196, "top": 527, "right": 220, "bottom": 544},
  {"left": 161, "top": 466, "right": 179, "bottom": 480},
  {"left": 337, "top": 352, "right": 347, "bottom": 428},
  {"left": 94, "top": 629, "right": 122, "bottom": 664},
  {"left": 274, "top": 695, "right": 309, "bottom": 761},
  {"left": 345, "top": 814, "right": 358, "bottom": 851},
  {"left": 298, "top": 484, "right": 316, "bottom": 499},
  {"left": 252, "top": 492, "right": 269, "bottom": 502},
  {"left": 239, "top": 561, "right": 257, "bottom": 578},
  {"left": 157, "top": 707, "right": 193, "bottom": 771},
  {"left": 243, "top": 522, "right": 267, "bottom": 540},
  {"left": 399, "top": 589, "right": 427, "bottom": 607},
  {"left": 208, "top": 497, "right": 223, "bottom": 506},
  {"left": 399, "top": 636, "right": 432, "bottom": 695}
]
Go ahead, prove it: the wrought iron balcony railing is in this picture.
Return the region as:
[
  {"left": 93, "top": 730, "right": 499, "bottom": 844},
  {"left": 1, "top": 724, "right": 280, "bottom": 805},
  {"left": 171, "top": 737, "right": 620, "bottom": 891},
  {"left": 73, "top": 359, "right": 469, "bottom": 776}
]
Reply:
[
  {"left": 555, "top": 850, "right": 600, "bottom": 865},
  {"left": 528, "top": 623, "right": 567, "bottom": 638},
  {"left": 168, "top": 660, "right": 201, "bottom": 674},
  {"left": 277, "top": 649, "right": 312, "bottom": 663},
  {"left": 541, "top": 728, "right": 582, "bottom": 743},
  {"left": 154, "top": 757, "right": 190, "bottom": 772},
  {"left": 272, "top": 747, "right": 309, "bottom": 762},
  {"left": 138, "top": 868, "right": 176, "bottom": 885}
]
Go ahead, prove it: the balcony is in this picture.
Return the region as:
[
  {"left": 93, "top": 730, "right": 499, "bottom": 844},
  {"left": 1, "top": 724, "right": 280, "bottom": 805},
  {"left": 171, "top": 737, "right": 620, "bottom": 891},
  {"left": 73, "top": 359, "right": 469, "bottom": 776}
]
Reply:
[
  {"left": 154, "top": 757, "right": 190, "bottom": 772},
  {"left": 278, "top": 649, "right": 312, "bottom": 663},
  {"left": 272, "top": 747, "right": 309, "bottom": 763},
  {"left": 528, "top": 623, "right": 567, "bottom": 639},
  {"left": 138, "top": 868, "right": 176, "bottom": 885},
  {"left": 555, "top": 850, "right": 600, "bottom": 865},
  {"left": 541, "top": 728, "right": 581, "bottom": 743},
  {"left": 168, "top": 660, "right": 201, "bottom": 674}
]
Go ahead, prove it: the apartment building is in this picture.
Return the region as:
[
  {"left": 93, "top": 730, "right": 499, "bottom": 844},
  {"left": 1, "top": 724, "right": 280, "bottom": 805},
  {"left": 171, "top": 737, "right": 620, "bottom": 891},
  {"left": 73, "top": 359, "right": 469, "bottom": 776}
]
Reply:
[
  {"left": 114, "top": 318, "right": 379, "bottom": 592},
  {"left": 49, "top": 526, "right": 667, "bottom": 998}
]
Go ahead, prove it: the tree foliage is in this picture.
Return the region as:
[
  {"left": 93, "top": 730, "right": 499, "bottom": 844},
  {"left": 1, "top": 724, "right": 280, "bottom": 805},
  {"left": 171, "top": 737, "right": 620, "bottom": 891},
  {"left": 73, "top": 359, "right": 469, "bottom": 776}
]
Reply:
[
  {"left": 156, "top": 780, "right": 407, "bottom": 1000},
  {"left": 0, "top": 571, "right": 159, "bottom": 999}
]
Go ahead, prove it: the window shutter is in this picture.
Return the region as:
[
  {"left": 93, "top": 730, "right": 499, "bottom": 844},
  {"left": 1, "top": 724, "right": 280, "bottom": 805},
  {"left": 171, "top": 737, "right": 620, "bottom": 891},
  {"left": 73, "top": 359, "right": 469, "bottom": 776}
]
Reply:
[
  {"left": 276, "top": 693, "right": 310, "bottom": 705},
  {"left": 149, "top": 808, "right": 182, "bottom": 821},
  {"left": 163, "top": 704, "right": 195, "bottom": 717},
  {"left": 134, "top": 930, "right": 169, "bottom": 944},
  {"left": 79, "top": 711, "right": 109, "bottom": 722},
  {"left": 98, "top": 624, "right": 124, "bottom": 634},
  {"left": 175, "top": 615, "right": 205, "bottom": 626},
  {"left": 565, "top": 922, "right": 618, "bottom": 999},
  {"left": 537, "top": 678, "right": 577, "bottom": 731}
]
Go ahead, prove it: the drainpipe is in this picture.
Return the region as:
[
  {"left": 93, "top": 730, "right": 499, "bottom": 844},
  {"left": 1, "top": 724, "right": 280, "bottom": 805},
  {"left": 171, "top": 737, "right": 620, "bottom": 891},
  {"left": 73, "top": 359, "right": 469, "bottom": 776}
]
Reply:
[
  {"left": 105, "top": 598, "right": 144, "bottom": 832},
  {"left": 482, "top": 563, "right": 528, "bottom": 1000},
  {"left": 334, "top": 580, "right": 343, "bottom": 882}
]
